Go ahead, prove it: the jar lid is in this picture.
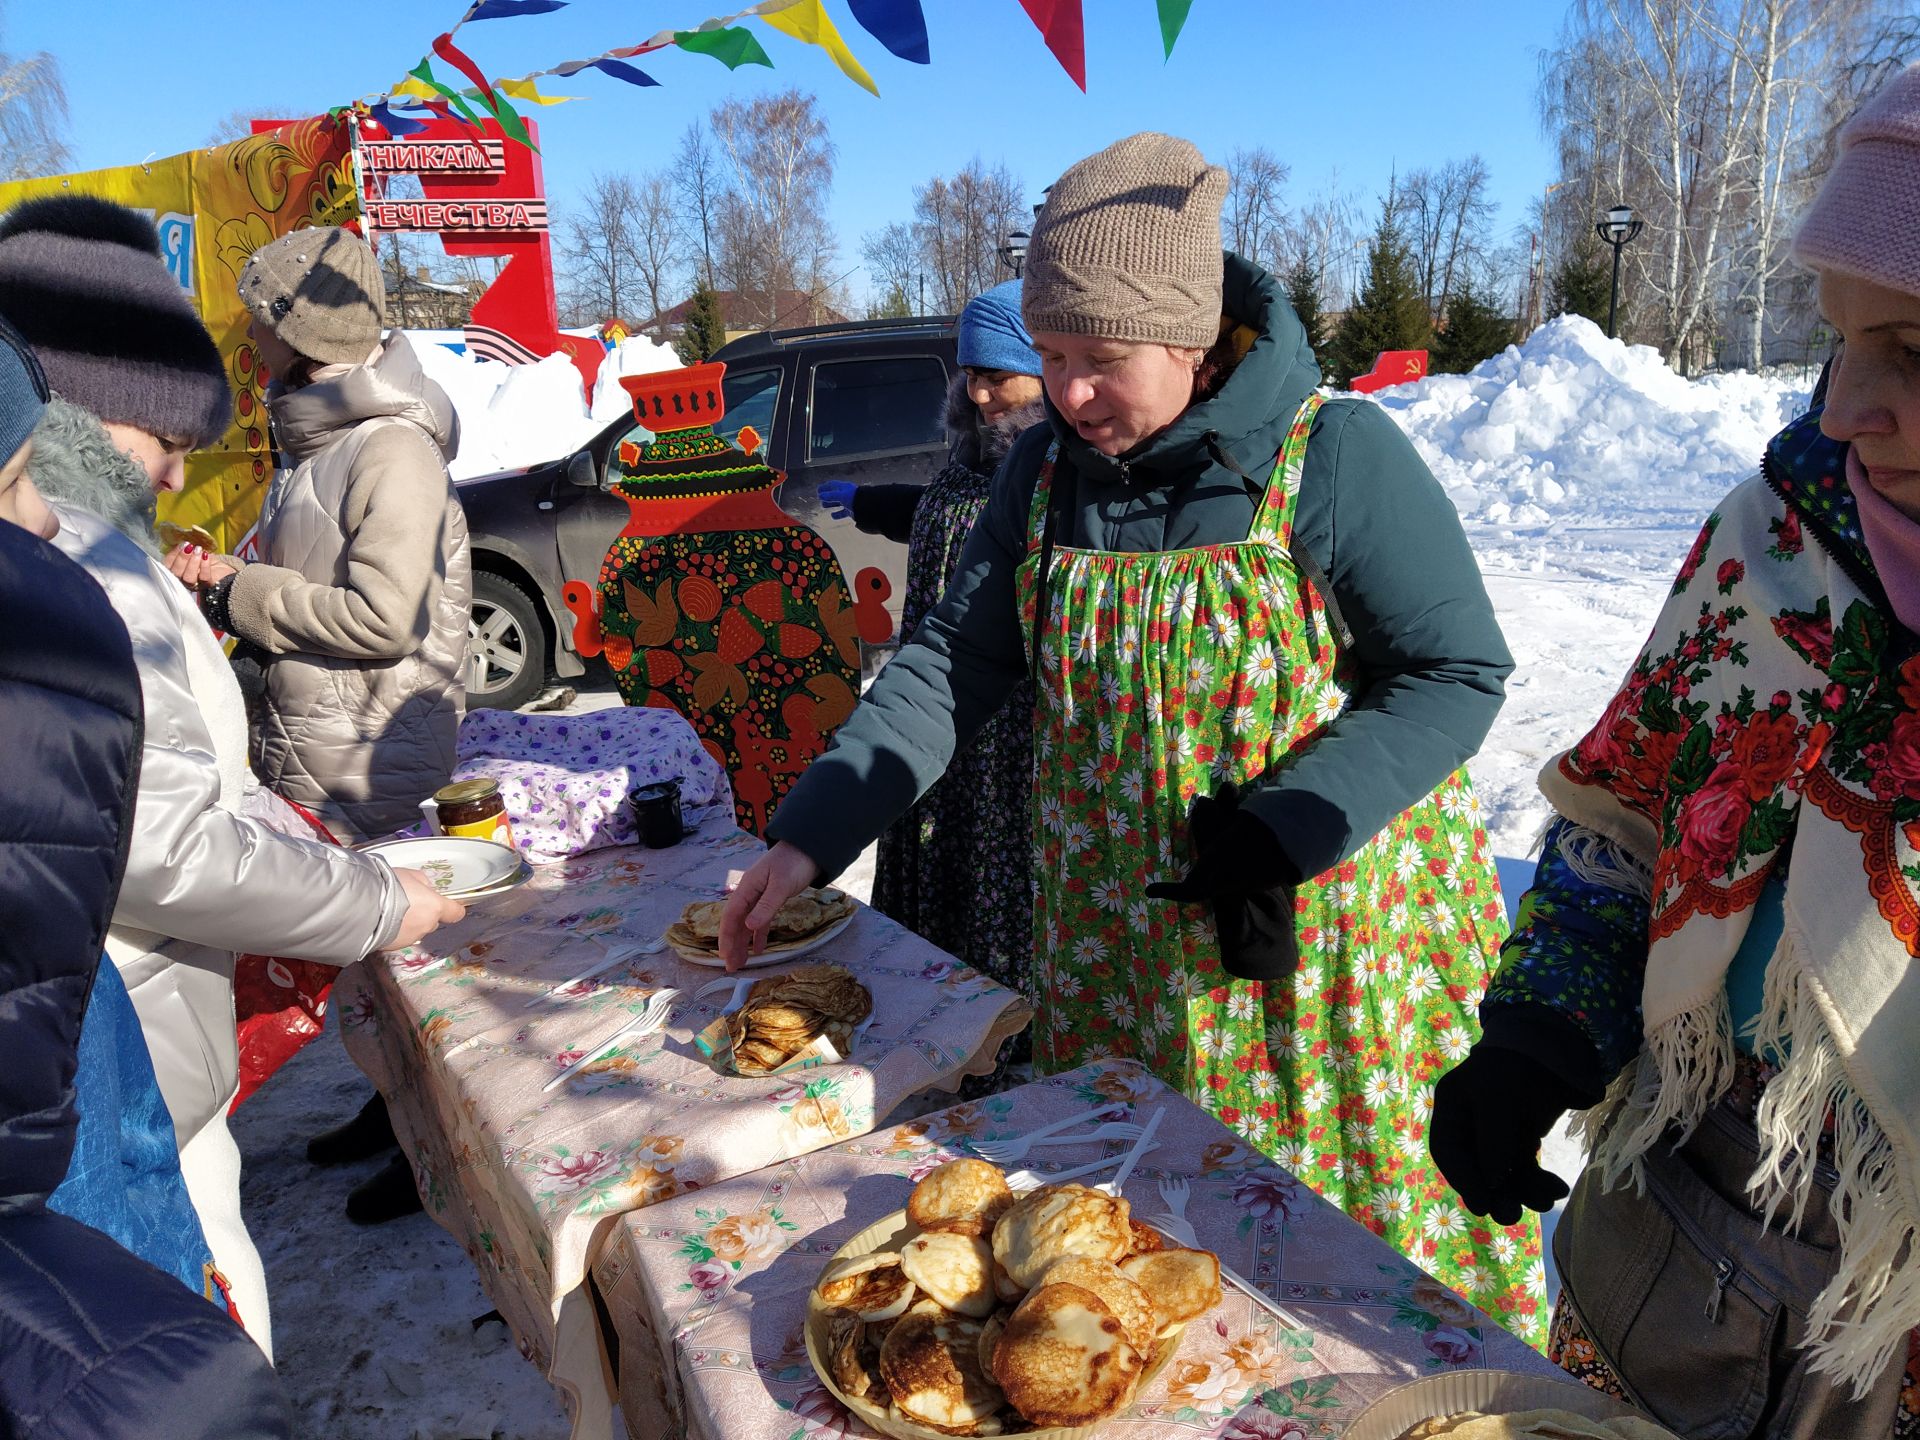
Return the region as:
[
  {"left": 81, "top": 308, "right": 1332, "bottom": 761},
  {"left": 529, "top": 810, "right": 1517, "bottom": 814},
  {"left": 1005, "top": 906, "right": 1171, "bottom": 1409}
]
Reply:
[{"left": 434, "top": 778, "right": 501, "bottom": 805}]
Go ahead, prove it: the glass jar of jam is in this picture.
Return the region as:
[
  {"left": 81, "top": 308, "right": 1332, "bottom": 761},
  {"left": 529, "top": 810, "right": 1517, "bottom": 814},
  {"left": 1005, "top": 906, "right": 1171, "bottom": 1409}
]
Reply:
[{"left": 432, "top": 778, "right": 514, "bottom": 847}]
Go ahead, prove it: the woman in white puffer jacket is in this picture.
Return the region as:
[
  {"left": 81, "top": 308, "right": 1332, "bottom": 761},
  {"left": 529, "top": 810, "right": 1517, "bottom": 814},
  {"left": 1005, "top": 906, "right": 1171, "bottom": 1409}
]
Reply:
[{"left": 0, "top": 195, "right": 463, "bottom": 1359}]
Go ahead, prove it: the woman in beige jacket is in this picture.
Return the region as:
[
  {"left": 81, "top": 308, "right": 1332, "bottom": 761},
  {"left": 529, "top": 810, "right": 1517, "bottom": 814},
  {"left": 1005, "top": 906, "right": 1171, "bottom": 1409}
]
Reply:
[{"left": 173, "top": 226, "right": 472, "bottom": 842}]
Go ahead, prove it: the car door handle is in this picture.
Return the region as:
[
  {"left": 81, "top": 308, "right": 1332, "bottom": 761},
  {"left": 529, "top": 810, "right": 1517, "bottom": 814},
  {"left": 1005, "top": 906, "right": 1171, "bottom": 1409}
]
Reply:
[{"left": 537, "top": 501, "right": 554, "bottom": 511}]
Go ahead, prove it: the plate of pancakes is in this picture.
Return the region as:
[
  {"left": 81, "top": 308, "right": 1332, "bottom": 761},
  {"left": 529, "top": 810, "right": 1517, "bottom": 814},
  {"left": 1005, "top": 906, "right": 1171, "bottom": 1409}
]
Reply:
[
  {"left": 665, "top": 887, "right": 857, "bottom": 967},
  {"left": 1345, "top": 1371, "right": 1673, "bottom": 1440},
  {"left": 806, "top": 1157, "right": 1224, "bottom": 1437}
]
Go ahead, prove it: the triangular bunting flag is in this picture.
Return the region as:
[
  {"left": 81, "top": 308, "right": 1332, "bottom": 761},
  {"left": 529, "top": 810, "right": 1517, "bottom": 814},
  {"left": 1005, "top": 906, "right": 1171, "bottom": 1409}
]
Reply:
[
  {"left": 463, "top": 0, "right": 568, "bottom": 20},
  {"left": 756, "top": 0, "right": 879, "bottom": 96},
  {"left": 674, "top": 25, "right": 775, "bottom": 70},
  {"left": 1016, "top": 0, "right": 1086, "bottom": 90},
  {"left": 593, "top": 58, "right": 661, "bottom": 87},
  {"left": 847, "top": 0, "right": 930, "bottom": 64},
  {"left": 406, "top": 58, "right": 486, "bottom": 125},
  {"left": 498, "top": 76, "right": 577, "bottom": 105},
  {"left": 432, "top": 33, "right": 536, "bottom": 148},
  {"left": 370, "top": 100, "right": 433, "bottom": 136},
  {"left": 1156, "top": 0, "right": 1194, "bottom": 59}
]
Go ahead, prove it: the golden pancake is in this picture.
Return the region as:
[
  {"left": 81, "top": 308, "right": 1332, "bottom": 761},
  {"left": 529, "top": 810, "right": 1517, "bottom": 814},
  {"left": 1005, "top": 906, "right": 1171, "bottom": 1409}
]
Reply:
[
  {"left": 825, "top": 1309, "right": 875, "bottom": 1399},
  {"left": 879, "top": 1309, "right": 1004, "bottom": 1434},
  {"left": 1127, "top": 1218, "right": 1164, "bottom": 1256},
  {"left": 990, "top": 1256, "right": 1024, "bottom": 1304},
  {"left": 976, "top": 1308, "right": 1011, "bottom": 1378},
  {"left": 991, "top": 1184, "right": 1132, "bottom": 1289},
  {"left": 990, "top": 1281, "right": 1142, "bottom": 1428},
  {"left": 907, "top": 1158, "right": 1015, "bottom": 1239},
  {"left": 1119, "top": 1246, "right": 1222, "bottom": 1330},
  {"left": 900, "top": 1231, "right": 997, "bottom": 1319},
  {"left": 813, "top": 1253, "right": 917, "bottom": 1321},
  {"left": 1037, "top": 1256, "right": 1157, "bottom": 1355}
]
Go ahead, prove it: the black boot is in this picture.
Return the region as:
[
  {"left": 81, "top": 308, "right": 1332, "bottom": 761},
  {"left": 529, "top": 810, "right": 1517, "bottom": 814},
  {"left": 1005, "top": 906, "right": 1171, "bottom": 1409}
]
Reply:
[
  {"left": 306, "top": 1093, "right": 398, "bottom": 1166},
  {"left": 346, "top": 1153, "right": 425, "bottom": 1225}
]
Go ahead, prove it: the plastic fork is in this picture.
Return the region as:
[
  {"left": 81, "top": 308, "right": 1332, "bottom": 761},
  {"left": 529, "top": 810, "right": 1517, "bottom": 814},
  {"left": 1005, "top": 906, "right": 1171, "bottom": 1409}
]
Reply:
[
  {"left": 1149, "top": 1176, "right": 1306, "bottom": 1331},
  {"left": 1006, "top": 1143, "right": 1162, "bottom": 1193},
  {"left": 969, "top": 1102, "right": 1128, "bottom": 1165},
  {"left": 541, "top": 987, "right": 679, "bottom": 1094},
  {"left": 445, "top": 943, "right": 658, "bottom": 1057}
]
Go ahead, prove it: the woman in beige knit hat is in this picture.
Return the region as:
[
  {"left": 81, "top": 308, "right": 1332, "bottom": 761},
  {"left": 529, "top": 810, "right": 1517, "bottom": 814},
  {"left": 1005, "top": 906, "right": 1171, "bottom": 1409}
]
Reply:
[
  {"left": 170, "top": 224, "right": 473, "bottom": 1224},
  {"left": 724, "top": 133, "right": 1542, "bottom": 1337}
]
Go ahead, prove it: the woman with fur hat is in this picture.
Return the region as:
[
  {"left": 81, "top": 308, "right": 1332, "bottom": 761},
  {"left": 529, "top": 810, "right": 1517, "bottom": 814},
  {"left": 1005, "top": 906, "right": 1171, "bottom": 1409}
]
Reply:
[
  {"left": 1431, "top": 65, "right": 1920, "bottom": 1433},
  {"left": 0, "top": 194, "right": 464, "bottom": 1357},
  {"left": 820, "top": 281, "right": 1046, "bottom": 1030},
  {"left": 169, "top": 224, "right": 471, "bottom": 843},
  {"left": 722, "top": 134, "right": 1538, "bottom": 1335}
]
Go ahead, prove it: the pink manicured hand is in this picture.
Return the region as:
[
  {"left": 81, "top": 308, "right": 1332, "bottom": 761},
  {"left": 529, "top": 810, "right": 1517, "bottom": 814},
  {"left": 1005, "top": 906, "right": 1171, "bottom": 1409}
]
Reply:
[
  {"left": 719, "top": 842, "right": 820, "bottom": 970},
  {"left": 164, "top": 543, "right": 237, "bottom": 589}
]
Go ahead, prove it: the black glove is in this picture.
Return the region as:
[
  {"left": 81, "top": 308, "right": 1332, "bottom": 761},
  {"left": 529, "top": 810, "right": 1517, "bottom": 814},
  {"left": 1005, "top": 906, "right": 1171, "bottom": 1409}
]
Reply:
[
  {"left": 1145, "top": 783, "right": 1300, "bottom": 981},
  {"left": 1430, "top": 1006, "right": 1603, "bottom": 1225}
]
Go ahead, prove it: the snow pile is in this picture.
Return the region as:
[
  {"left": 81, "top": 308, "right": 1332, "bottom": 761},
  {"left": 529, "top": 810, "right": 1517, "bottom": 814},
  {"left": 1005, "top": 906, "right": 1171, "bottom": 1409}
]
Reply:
[
  {"left": 408, "top": 331, "right": 680, "bottom": 480},
  {"left": 1369, "top": 315, "right": 1811, "bottom": 540}
]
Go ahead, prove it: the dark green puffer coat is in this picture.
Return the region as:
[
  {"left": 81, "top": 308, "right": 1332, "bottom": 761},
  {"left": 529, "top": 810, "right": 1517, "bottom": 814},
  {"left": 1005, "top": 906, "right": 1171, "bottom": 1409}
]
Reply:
[{"left": 769, "top": 253, "right": 1512, "bottom": 886}]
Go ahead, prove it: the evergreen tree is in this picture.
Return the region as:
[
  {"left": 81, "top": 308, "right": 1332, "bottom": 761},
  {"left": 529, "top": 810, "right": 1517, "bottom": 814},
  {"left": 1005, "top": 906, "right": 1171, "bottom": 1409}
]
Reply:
[
  {"left": 866, "top": 283, "right": 912, "bottom": 320},
  {"left": 1282, "top": 256, "right": 1327, "bottom": 356},
  {"left": 1328, "top": 210, "right": 1432, "bottom": 386},
  {"left": 675, "top": 282, "right": 727, "bottom": 365},
  {"left": 1431, "top": 277, "right": 1517, "bottom": 374},
  {"left": 1549, "top": 234, "right": 1612, "bottom": 328}
]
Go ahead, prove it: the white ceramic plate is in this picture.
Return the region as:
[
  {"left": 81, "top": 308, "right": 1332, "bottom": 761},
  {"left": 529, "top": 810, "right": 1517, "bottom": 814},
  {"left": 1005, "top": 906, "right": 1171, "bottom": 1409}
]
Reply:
[
  {"left": 668, "top": 909, "right": 858, "bottom": 968},
  {"left": 361, "top": 836, "right": 527, "bottom": 900}
]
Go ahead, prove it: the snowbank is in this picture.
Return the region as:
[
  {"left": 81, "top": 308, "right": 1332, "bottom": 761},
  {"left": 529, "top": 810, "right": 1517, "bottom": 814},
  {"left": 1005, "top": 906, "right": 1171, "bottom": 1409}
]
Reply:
[
  {"left": 1367, "top": 315, "right": 1811, "bottom": 538},
  {"left": 408, "top": 331, "right": 680, "bottom": 480}
]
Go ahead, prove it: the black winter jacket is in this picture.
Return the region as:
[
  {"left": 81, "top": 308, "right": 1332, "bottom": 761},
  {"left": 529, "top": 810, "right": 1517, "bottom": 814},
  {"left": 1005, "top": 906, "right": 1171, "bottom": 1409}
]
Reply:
[{"left": 0, "top": 520, "right": 290, "bottom": 1440}]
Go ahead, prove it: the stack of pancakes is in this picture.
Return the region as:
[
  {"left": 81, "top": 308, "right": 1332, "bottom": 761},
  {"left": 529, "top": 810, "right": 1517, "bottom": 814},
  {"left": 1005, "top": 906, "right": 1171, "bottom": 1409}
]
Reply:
[
  {"left": 724, "top": 964, "right": 872, "bottom": 1074},
  {"left": 811, "top": 1156, "right": 1223, "bottom": 1434},
  {"left": 667, "top": 888, "right": 855, "bottom": 959}
]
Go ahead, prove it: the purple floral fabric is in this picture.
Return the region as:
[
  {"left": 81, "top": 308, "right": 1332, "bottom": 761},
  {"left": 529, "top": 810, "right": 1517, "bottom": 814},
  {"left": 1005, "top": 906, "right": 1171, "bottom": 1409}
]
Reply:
[{"left": 444, "top": 708, "right": 733, "bottom": 862}]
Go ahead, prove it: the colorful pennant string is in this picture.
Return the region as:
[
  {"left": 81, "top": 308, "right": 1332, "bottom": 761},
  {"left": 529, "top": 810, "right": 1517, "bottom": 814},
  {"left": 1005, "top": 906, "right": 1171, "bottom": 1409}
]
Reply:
[
  {"left": 432, "top": 33, "right": 535, "bottom": 147},
  {"left": 369, "top": 100, "right": 433, "bottom": 136},
  {"left": 846, "top": 0, "right": 929, "bottom": 64},
  {"left": 406, "top": 58, "right": 486, "bottom": 125},
  {"left": 497, "top": 76, "right": 577, "bottom": 105},
  {"left": 1017, "top": 0, "right": 1087, "bottom": 90},
  {"left": 1155, "top": 0, "right": 1193, "bottom": 59}
]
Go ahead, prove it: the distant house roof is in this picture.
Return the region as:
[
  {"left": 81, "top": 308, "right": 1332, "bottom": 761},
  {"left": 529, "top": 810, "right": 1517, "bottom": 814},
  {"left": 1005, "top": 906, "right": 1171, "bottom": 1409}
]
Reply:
[{"left": 641, "top": 289, "right": 848, "bottom": 334}]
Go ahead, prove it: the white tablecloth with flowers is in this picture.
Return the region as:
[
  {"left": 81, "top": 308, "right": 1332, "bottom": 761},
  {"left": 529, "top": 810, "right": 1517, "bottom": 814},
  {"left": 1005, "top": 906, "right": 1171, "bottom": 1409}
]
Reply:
[
  {"left": 591, "top": 1058, "right": 1563, "bottom": 1440},
  {"left": 334, "top": 817, "right": 1031, "bottom": 1439}
]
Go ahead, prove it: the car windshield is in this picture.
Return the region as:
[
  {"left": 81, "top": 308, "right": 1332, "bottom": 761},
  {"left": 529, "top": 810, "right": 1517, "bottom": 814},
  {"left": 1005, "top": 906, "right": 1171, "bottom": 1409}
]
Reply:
[{"left": 807, "top": 355, "right": 948, "bottom": 461}]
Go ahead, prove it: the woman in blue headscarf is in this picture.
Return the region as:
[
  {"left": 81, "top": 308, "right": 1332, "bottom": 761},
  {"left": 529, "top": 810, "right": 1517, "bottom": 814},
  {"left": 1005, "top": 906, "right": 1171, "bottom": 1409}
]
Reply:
[{"left": 820, "top": 282, "right": 1045, "bottom": 1047}]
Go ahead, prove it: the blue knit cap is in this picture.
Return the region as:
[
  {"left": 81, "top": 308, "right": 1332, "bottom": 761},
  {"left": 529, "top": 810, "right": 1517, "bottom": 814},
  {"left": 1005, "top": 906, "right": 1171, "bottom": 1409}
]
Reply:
[
  {"left": 0, "top": 311, "right": 47, "bottom": 465},
  {"left": 956, "top": 281, "right": 1039, "bottom": 376}
]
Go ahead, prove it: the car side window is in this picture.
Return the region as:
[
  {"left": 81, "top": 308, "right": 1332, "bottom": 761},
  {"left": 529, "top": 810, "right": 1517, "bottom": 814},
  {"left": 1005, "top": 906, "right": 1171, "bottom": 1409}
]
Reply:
[
  {"left": 611, "top": 366, "right": 781, "bottom": 479},
  {"left": 806, "top": 355, "right": 948, "bottom": 462}
]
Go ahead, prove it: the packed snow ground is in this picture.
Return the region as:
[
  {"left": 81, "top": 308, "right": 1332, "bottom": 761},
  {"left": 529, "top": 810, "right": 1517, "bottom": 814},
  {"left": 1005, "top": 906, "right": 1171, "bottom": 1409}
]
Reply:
[{"left": 232, "top": 316, "right": 1815, "bottom": 1437}]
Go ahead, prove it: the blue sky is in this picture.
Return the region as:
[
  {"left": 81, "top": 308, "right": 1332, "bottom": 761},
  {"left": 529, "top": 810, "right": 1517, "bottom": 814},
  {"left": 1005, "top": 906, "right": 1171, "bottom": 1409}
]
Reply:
[{"left": 16, "top": 1, "right": 1566, "bottom": 304}]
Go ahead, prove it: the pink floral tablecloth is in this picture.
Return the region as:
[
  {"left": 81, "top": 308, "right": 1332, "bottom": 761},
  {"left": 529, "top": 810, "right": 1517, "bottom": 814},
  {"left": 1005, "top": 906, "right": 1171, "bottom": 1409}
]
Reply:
[
  {"left": 593, "top": 1059, "right": 1562, "bottom": 1440},
  {"left": 335, "top": 817, "right": 1030, "bottom": 1437}
]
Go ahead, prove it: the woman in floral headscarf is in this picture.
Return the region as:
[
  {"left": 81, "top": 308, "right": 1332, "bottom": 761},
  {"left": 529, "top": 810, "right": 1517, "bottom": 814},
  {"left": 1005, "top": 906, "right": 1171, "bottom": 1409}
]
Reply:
[{"left": 1433, "top": 64, "right": 1920, "bottom": 1437}]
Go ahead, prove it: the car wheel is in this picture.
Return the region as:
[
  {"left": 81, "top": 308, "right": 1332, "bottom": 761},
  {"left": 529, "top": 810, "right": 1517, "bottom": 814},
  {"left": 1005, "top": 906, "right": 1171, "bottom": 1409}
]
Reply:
[{"left": 466, "top": 572, "right": 549, "bottom": 711}]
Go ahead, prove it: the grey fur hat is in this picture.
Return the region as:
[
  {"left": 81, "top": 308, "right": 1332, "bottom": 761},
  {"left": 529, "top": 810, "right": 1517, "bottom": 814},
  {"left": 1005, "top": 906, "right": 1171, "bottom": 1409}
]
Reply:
[{"left": 0, "top": 196, "right": 230, "bottom": 449}]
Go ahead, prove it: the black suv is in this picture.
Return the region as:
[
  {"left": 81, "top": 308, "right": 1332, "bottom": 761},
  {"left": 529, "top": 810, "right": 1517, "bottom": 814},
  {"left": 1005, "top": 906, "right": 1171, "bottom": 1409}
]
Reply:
[{"left": 454, "top": 315, "right": 959, "bottom": 710}]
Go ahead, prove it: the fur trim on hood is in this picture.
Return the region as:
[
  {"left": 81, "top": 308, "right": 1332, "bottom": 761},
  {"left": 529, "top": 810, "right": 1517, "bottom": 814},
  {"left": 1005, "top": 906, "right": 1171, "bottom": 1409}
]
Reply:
[
  {"left": 30, "top": 395, "right": 160, "bottom": 556},
  {"left": 943, "top": 372, "right": 1045, "bottom": 475}
]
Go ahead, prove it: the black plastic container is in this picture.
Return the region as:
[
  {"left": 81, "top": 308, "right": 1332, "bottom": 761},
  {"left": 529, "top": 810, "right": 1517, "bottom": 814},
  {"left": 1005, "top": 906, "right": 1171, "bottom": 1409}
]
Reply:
[{"left": 629, "top": 780, "right": 685, "bottom": 848}]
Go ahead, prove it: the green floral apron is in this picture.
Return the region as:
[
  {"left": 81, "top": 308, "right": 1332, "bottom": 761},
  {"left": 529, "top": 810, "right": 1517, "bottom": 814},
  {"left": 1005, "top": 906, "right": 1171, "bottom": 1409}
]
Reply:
[{"left": 1016, "top": 397, "right": 1547, "bottom": 1347}]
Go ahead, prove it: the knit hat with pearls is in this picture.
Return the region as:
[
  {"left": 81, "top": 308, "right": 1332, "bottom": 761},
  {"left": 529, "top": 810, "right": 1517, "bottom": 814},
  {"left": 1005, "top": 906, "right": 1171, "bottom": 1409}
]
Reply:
[
  {"left": 1794, "top": 62, "right": 1920, "bottom": 298},
  {"left": 238, "top": 226, "right": 387, "bottom": 366}
]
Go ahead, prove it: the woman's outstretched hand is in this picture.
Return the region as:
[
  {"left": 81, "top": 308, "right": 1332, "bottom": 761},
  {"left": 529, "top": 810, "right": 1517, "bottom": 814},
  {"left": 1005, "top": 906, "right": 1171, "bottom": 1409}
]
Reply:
[{"left": 719, "top": 841, "right": 821, "bottom": 971}]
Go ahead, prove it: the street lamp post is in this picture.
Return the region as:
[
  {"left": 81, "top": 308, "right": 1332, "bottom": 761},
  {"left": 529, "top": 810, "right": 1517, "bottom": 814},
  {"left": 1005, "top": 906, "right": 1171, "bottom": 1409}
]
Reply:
[
  {"left": 998, "top": 229, "right": 1030, "bottom": 279},
  {"left": 1594, "top": 203, "right": 1644, "bottom": 340}
]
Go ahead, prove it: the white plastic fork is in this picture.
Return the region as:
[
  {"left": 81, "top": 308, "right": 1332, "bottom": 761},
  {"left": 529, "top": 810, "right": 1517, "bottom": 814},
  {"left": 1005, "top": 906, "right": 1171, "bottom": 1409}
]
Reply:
[
  {"left": 1151, "top": 1175, "right": 1306, "bottom": 1330},
  {"left": 445, "top": 942, "right": 659, "bottom": 1057},
  {"left": 1005, "top": 1143, "right": 1162, "bottom": 1193},
  {"left": 541, "top": 987, "right": 680, "bottom": 1094},
  {"left": 970, "top": 1102, "right": 1128, "bottom": 1165},
  {"left": 1017, "top": 1122, "right": 1146, "bottom": 1149}
]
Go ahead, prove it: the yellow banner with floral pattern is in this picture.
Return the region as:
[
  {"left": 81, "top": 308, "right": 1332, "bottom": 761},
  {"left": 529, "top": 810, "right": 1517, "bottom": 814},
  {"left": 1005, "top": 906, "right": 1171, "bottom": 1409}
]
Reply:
[{"left": 0, "top": 116, "right": 359, "bottom": 551}]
